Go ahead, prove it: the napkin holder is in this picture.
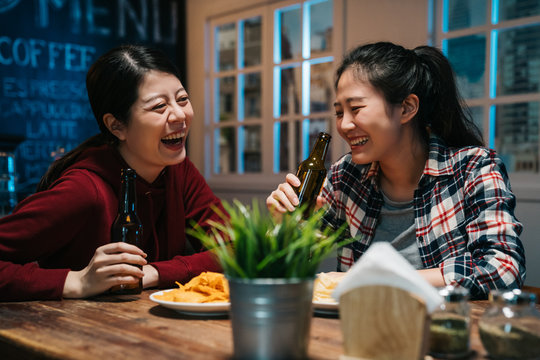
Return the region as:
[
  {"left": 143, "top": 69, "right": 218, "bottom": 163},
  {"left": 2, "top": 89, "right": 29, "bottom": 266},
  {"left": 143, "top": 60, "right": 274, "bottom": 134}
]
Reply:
[{"left": 338, "top": 285, "right": 430, "bottom": 360}]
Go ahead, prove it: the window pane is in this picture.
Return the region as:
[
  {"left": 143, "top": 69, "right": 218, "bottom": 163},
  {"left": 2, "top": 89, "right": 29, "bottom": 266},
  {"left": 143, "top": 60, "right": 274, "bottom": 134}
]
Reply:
[
  {"left": 447, "top": 0, "right": 486, "bottom": 31},
  {"left": 216, "top": 127, "right": 237, "bottom": 174},
  {"left": 243, "top": 17, "right": 262, "bottom": 67},
  {"left": 469, "top": 106, "right": 484, "bottom": 135},
  {"left": 446, "top": 34, "right": 486, "bottom": 99},
  {"left": 310, "top": 61, "right": 334, "bottom": 112},
  {"left": 274, "top": 120, "right": 303, "bottom": 172},
  {"left": 279, "top": 6, "right": 302, "bottom": 60},
  {"left": 310, "top": 0, "right": 333, "bottom": 55},
  {"left": 294, "top": 120, "right": 303, "bottom": 167},
  {"left": 276, "top": 121, "right": 290, "bottom": 172},
  {"left": 243, "top": 73, "right": 261, "bottom": 118},
  {"left": 216, "top": 23, "right": 236, "bottom": 71},
  {"left": 495, "top": 102, "right": 539, "bottom": 173},
  {"left": 243, "top": 125, "right": 261, "bottom": 172},
  {"left": 216, "top": 76, "right": 236, "bottom": 122},
  {"left": 500, "top": 0, "right": 540, "bottom": 21},
  {"left": 280, "top": 66, "right": 301, "bottom": 116},
  {"left": 498, "top": 24, "right": 540, "bottom": 96},
  {"left": 307, "top": 118, "right": 332, "bottom": 169}
]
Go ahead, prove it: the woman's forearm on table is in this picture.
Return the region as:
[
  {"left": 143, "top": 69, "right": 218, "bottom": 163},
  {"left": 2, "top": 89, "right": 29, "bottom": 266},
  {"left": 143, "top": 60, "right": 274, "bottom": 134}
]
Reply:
[{"left": 418, "top": 268, "right": 446, "bottom": 287}]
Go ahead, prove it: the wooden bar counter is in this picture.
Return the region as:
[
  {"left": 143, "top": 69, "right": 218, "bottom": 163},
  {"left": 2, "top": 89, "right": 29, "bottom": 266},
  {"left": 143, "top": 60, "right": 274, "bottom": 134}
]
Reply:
[{"left": 0, "top": 290, "right": 537, "bottom": 359}]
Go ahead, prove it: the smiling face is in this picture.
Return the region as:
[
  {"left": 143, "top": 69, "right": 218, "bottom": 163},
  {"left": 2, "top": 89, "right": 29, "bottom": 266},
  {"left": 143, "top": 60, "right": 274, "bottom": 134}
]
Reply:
[
  {"left": 107, "top": 70, "right": 193, "bottom": 182},
  {"left": 334, "top": 68, "right": 407, "bottom": 166}
]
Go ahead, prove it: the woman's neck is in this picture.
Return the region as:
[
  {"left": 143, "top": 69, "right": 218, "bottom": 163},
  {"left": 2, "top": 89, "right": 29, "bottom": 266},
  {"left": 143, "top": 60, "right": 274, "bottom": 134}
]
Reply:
[
  {"left": 117, "top": 146, "right": 163, "bottom": 184},
  {"left": 378, "top": 140, "right": 428, "bottom": 202}
]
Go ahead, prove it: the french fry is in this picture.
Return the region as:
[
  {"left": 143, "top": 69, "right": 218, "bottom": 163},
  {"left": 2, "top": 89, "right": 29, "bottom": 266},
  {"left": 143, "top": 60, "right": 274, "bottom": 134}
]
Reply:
[{"left": 155, "top": 272, "right": 229, "bottom": 303}]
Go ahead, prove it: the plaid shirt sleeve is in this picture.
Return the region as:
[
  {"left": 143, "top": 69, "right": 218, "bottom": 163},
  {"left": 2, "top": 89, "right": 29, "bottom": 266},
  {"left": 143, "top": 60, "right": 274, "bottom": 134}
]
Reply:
[{"left": 436, "top": 149, "right": 525, "bottom": 298}]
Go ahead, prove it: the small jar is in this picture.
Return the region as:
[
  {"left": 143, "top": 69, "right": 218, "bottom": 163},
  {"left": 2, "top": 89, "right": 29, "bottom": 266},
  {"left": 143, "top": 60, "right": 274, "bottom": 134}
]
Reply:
[
  {"left": 479, "top": 289, "right": 540, "bottom": 359},
  {"left": 429, "top": 285, "right": 470, "bottom": 359}
]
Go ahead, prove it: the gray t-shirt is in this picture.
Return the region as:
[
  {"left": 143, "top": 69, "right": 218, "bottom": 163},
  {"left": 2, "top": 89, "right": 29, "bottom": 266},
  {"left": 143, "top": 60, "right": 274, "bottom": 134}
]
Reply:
[{"left": 371, "top": 192, "right": 424, "bottom": 269}]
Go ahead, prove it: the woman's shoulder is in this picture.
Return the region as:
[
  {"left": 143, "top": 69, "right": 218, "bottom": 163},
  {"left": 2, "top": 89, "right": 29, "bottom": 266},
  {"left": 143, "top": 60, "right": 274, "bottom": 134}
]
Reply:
[
  {"left": 50, "top": 168, "right": 116, "bottom": 205},
  {"left": 446, "top": 144, "right": 503, "bottom": 172},
  {"left": 430, "top": 136, "right": 502, "bottom": 173},
  {"left": 13, "top": 168, "right": 115, "bottom": 217}
]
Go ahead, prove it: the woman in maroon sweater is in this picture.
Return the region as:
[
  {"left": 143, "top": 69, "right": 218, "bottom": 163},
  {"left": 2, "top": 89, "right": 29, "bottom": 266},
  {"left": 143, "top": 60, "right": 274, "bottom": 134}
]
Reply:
[{"left": 0, "top": 45, "right": 226, "bottom": 301}]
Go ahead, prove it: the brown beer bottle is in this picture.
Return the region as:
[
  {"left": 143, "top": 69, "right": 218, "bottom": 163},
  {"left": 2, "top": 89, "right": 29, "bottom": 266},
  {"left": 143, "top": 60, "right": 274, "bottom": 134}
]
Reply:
[
  {"left": 294, "top": 132, "right": 331, "bottom": 215},
  {"left": 109, "top": 168, "right": 143, "bottom": 295}
]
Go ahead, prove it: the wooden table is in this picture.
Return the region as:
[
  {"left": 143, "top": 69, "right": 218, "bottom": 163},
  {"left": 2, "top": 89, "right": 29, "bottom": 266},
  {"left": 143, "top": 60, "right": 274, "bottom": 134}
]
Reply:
[{"left": 0, "top": 290, "right": 535, "bottom": 359}]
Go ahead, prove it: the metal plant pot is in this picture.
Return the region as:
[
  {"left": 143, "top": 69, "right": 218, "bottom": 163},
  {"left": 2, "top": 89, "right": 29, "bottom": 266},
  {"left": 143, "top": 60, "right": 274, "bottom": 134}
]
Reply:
[{"left": 228, "top": 277, "right": 314, "bottom": 360}]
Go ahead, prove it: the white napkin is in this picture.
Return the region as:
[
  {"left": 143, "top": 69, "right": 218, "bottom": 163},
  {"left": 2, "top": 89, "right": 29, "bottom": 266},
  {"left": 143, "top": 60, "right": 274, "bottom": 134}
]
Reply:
[{"left": 332, "top": 242, "right": 443, "bottom": 313}]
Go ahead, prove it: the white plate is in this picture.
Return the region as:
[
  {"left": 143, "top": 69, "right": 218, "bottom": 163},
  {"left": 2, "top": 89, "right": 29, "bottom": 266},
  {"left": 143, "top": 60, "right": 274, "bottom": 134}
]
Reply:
[
  {"left": 313, "top": 300, "right": 338, "bottom": 310},
  {"left": 150, "top": 289, "right": 230, "bottom": 316},
  {"left": 312, "top": 300, "right": 339, "bottom": 316}
]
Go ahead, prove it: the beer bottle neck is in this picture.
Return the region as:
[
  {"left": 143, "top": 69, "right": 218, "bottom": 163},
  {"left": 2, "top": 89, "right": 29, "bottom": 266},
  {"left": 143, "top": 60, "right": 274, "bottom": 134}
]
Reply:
[
  {"left": 309, "top": 135, "right": 330, "bottom": 163},
  {"left": 119, "top": 170, "right": 137, "bottom": 214}
]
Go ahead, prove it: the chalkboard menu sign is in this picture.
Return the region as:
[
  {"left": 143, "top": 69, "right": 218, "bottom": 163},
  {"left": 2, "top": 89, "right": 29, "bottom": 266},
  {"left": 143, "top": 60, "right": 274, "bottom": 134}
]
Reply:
[{"left": 0, "top": 0, "right": 183, "bottom": 199}]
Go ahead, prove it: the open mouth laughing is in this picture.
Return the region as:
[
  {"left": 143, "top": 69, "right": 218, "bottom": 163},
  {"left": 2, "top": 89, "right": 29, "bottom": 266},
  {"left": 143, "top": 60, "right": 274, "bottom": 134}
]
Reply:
[
  {"left": 350, "top": 136, "right": 368, "bottom": 146},
  {"left": 161, "top": 132, "right": 185, "bottom": 148}
]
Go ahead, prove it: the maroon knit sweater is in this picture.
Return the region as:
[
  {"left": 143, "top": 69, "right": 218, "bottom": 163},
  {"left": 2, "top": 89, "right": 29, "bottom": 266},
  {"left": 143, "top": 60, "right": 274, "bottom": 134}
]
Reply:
[{"left": 0, "top": 145, "right": 225, "bottom": 301}]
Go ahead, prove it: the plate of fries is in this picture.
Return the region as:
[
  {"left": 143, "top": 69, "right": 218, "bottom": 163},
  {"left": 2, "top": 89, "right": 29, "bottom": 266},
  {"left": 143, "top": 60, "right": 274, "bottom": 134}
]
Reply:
[{"left": 150, "top": 271, "right": 230, "bottom": 315}]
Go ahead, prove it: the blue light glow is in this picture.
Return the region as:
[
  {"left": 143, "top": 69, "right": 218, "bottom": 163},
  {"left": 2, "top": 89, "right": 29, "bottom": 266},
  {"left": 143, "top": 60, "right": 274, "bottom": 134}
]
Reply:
[
  {"left": 273, "top": 122, "right": 281, "bottom": 173},
  {"left": 492, "top": 0, "right": 499, "bottom": 24},
  {"left": 309, "top": 56, "right": 333, "bottom": 65},
  {"left": 7, "top": 156, "right": 15, "bottom": 192},
  {"left": 7, "top": 156, "right": 14, "bottom": 173},
  {"left": 302, "top": 61, "right": 310, "bottom": 116},
  {"left": 274, "top": 10, "right": 281, "bottom": 64},
  {"left": 441, "top": 39, "right": 448, "bottom": 56},
  {"left": 302, "top": 2, "right": 311, "bottom": 59},
  {"left": 489, "top": 105, "right": 496, "bottom": 149},
  {"left": 442, "top": 0, "right": 449, "bottom": 33},
  {"left": 302, "top": 118, "right": 310, "bottom": 159},
  {"left": 238, "top": 126, "right": 245, "bottom": 174},
  {"left": 273, "top": 66, "right": 281, "bottom": 118},
  {"left": 490, "top": 30, "right": 498, "bottom": 99}
]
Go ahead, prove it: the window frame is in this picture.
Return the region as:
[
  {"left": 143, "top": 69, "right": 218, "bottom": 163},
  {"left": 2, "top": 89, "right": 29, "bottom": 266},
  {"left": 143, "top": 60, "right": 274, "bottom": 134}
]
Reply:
[
  {"left": 204, "top": 0, "right": 344, "bottom": 193},
  {"left": 432, "top": 0, "right": 540, "bottom": 200}
]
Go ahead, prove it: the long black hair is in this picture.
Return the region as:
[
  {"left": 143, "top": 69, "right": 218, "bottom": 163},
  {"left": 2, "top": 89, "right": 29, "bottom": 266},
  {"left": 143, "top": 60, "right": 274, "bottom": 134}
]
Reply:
[
  {"left": 36, "top": 45, "right": 182, "bottom": 192},
  {"left": 335, "top": 42, "right": 483, "bottom": 148}
]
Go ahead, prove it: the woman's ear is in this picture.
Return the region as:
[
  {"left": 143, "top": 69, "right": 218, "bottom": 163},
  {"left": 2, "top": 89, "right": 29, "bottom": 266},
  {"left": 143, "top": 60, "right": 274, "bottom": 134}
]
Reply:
[
  {"left": 400, "top": 94, "right": 419, "bottom": 124},
  {"left": 103, "top": 113, "right": 127, "bottom": 141}
]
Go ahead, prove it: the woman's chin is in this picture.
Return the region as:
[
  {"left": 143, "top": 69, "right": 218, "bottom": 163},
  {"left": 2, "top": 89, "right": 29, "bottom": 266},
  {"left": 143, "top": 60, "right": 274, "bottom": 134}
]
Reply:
[
  {"left": 160, "top": 146, "right": 186, "bottom": 165},
  {"left": 350, "top": 153, "right": 372, "bottom": 165}
]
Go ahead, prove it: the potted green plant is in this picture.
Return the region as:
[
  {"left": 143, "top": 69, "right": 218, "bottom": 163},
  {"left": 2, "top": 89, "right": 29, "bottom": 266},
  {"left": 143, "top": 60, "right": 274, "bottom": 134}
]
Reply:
[{"left": 189, "top": 199, "right": 348, "bottom": 360}]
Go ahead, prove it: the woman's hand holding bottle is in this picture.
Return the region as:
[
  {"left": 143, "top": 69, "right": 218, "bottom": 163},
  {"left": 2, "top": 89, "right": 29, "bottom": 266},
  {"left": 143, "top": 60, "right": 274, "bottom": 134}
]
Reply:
[
  {"left": 266, "top": 173, "right": 326, "bottom": 215},
  {"left": 62, "top": 242, "right": 146, "bottom": 299}
]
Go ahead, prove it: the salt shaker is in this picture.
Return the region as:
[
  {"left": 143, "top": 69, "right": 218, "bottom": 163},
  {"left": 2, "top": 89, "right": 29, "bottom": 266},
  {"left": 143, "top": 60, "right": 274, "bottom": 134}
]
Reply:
[
  {"left": 479, "top": 289, "right": 540, "bottom": 359},
  {"left": 429, "top": 285, "right": 470, "bottom": 359}
]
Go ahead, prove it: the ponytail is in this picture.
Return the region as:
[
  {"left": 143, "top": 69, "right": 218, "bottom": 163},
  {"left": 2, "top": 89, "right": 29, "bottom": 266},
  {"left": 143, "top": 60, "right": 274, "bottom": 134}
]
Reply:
[{"left": 412, "top": 46, "right": 483, "bottom": 147}]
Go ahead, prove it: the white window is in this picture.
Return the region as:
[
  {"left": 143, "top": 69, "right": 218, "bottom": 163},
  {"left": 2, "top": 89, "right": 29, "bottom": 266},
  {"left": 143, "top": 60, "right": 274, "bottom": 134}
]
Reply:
[
  {"left": 433, "top": 0, "right": 540, "bottom": 196},
  {"left": 206, "top": 0, "right": 341, "bottom": 189}
]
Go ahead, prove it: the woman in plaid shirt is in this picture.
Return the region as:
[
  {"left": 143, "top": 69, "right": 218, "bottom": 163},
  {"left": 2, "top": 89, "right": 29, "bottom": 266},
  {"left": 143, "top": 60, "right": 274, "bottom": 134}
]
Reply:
[{"left": 267, "top": 42, "right": 525, "bottom": 299}]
